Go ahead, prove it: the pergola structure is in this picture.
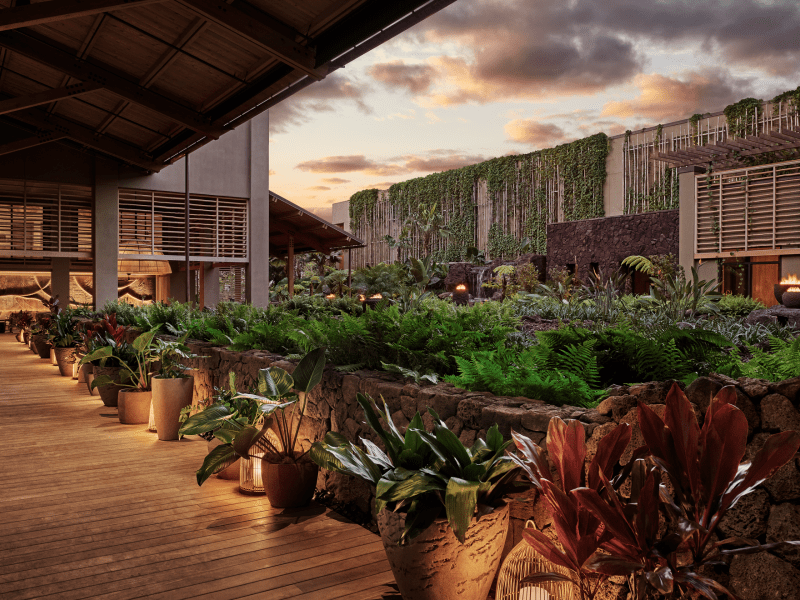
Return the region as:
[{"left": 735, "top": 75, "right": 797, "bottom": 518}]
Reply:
[{"left": 0, "top": 0, "right": 456, "bottom": 309}]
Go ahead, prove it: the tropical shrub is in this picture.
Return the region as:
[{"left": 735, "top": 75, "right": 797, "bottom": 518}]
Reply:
[
  {"left": 512, "top": 384, "right": 800, "bottom": 600},
  {"left": 311, "top": 394, "right": 523, "bottom": 543}
]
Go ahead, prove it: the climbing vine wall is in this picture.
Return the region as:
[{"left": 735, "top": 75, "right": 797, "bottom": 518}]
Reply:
[{"left": 349, "top": 133, "right": 609, "bottom": 267}]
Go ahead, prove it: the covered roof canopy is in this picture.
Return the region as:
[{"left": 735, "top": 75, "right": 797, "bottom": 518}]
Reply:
[
  {"left": 269, "top": 191, "right": 362, "bottom": 255},
  {"left": 0, "top": 0, "right": 455, "bottom": 172}
]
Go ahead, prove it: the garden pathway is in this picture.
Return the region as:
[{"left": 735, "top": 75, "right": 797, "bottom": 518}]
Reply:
[{"left": 0, "top": 335, "right": 398, "bottom": 600}]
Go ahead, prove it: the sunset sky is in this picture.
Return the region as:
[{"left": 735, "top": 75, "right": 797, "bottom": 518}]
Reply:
[{"left": 268, "top": 0, "right": 800, "bottom": 222}]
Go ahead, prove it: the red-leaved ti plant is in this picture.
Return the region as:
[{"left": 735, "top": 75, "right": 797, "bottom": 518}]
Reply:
[
  {"left": 511, "top": 418, "right": 637, "bottom": 600},
  {"left": 513, "top": 383, "right": 800, "bottom": 600}
]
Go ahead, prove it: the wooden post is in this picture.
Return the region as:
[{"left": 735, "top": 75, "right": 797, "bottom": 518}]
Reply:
[
  {"left": 287, "top": 236, "right": 294, "bottom": 298},
  {"left": 184, "top": 154, "right": 191, "bottom": 304},
  {"left": 347, "top": 247, "right": 352, "bottom": 296}
]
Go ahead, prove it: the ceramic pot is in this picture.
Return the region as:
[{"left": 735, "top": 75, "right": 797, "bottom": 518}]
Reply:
[
  {"left": 377, "top": 503, "right": 509, "bottom": 600},
  {"left": 782, "top": 291, "right": 800, "bottom": 309},
  {"left": 86, "top": 371, "right": 98, "bottom": 396},
  {"left": 79, "top": 362, "right": 92, "bottom": 385},
  {"left": 54, "top": 347, "right": 77, "bottom": 377},
  {"left": 34, "top": 336, "right": 51, "bottom": 359},
  {"left": 16, "top": 330, "right": 24, "bottom": 343},
  {"left": 151, "top": 375, "right": 194, "bottom": 441},
  {"left": 93, "top": 366, "right": 123, "bottom": 407},
  {"left": 208, "top": 438, "right": 239, "bottom": 480},
  {"left": 23, "top": 329, "right": 30, "bottom": 344},
  {"left": 50, "top": 348, "right": 57, "bottom": 365},
  {"left": 118, "top": 389, "right": 152, "bottom": 424},
  {"left": 261, "top": 460, "right": 319, "bottom": 508},
  {"left": 29, "top": 337, "right": 37, "bottom": 353}
]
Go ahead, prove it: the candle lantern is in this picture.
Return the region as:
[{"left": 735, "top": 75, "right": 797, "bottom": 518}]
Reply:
[
  {"left": 453, "top": 283, "right": 469, "bottom": 306},
  {"left": 496, "top": 521, "right": 577, "bottom": 600},
  {"left": 239, "top": 450, "right": 266, "bottom": 494}
]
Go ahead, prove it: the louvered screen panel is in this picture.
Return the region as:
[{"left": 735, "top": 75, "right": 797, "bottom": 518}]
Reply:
[
  {"left": 696, "top": 159, "right": 800, "bottom": 258},
  {"left": 0, "top": 179, "right": 92, "bottom": 258},
  {"left": 119, "top": 189, "right": 248, "bottom": 262}
]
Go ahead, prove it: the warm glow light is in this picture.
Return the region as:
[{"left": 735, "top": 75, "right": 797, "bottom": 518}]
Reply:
[
  {"left": 520, "top": 587, "right": 550, "bottom": 600},
  {"left": 788, "top": 287, "right": 800, "bottom": 292},
  {"left": 370, "top": 293, "right": 383, "bottom": 299},
  {"left": 781, "top": 274, "right": 800, "bottom": 285},
  {"left": 455, "top": 284, "right": 467, "bottom": 291},
  {"left": 358, "top": 294, "right": 366, "bottom": 302},
  {"left": 325, "top": 293, "right": 336, "bottom": 300}
]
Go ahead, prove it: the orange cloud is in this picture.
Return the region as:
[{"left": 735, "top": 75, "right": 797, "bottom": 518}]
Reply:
[{"left": 504, "top": 120, "right": 567, "bottom": 147}]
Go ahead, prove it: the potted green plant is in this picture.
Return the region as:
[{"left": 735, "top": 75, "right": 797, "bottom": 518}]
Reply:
[
  {"left": 78, "top": 315, "right": 131, "bottom": 406},
  {"left": 83, "top": 328, "right": 160, "bottom": 424},
  {"left": 180, "top": 373, "right": 265, "bottom": 482},
  {"left": 47, "top": 311, "right": 80, "bottom": 376},
  {"left": 150, "top": 334, "right": 199, "bottom": 441},
  {"left": 193, "top": 348, "right": 327, "bottom": 507},
  {"left": 310, "top": 394, "right": 523, "bottom": 600},
  {"left": 30, "top": 316, "right": 52, "bottom": 358}
]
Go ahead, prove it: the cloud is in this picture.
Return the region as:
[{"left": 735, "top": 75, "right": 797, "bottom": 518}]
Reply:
[
  {"left": 367, "top": 181, "right": 398, "bottom": 189},
  {"left": 308, "top": 206, "right": 333, "bottom": 222},
  {"left": 270, "top": 73, "right": 373, "bottom": 133},
  {"left": 295, "top": 150, "right": 489, "bottom": 177},
  {"left": 322, "top": 177, "right": 351, "bottom": 184},
  {"left": 504, "top": 120, "right": 567, "bottom": 146},
  {"left": 408, "top": 1, "right": 643, "bottom": 105},
  {"left": 601, "top": 70, "right": 757, "bottom": 122},
  {"left": 368, "top": 60, "right": 436, "bottom": 94},
  {"left": 307, "top": 186, "right": 331, "bottom": 191}
]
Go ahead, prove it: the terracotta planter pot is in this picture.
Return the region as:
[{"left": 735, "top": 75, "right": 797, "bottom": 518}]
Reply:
[
  {"left": 261, "top": 460, "right": 318, "bottom": 508},
  {"left": 208, "top": 439, "right": 240, "bottom": 480},
  {"left": 118, "top": 389, "right": 152, "bottom": 424},
  {"left": 34, "top": 336, "right": 51, "bottom": 359},
  {"left": 54, "top": 347, "right": 77, "bottom": 377},
  {"left": 377, "top": 503, "right": 509, "bottom": 600},
  {"left": 151, "top": 376, "right": 194, "bottom": 441},
  {"left": 93, "top": 366, "right": 123, "bottom": 407}
]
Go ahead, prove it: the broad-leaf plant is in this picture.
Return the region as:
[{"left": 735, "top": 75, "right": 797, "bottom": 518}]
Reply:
[
  {"left": 190, "top": 348, "right": 327, "bottom": 485},
  {"left": 311, "top": 393, "right": 523, "bottom": 544},
  {"left": 512, "top": 383, "right": 800, "bottom": 600}
]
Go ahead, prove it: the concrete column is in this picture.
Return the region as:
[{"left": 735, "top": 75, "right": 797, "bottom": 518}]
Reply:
[
  {"left": 678, "top": 165, "right": 705, "bottom": 276},
  {"left": 603, "top": 136, "right": 624, "bottom": 217},
  {"left": 50, "top": 257, "right": 71, "bottom": 306},
  {"left": 696, "top": 259, "right": 717, "bottom": 285},
  {"left": 203, "top": 266, "right": 220, "bottom": 307},
  {"left": 247, "top": 112, "right": 270, "bottom": 306},
  {"left": 93, "top": 157, "right": 119, "bottom": 309}
]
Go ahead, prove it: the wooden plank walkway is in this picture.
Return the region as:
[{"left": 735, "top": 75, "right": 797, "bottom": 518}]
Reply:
[{"left": 0, "top": 335, "right": 400, "bottom": 600}]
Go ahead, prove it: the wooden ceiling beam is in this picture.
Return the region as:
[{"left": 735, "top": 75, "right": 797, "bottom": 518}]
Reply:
[
  {"left": 0, "top": 131, "right": 64, "bottom": 156},
  {"left": 176, "top": 0, "right": 326, "bottom": 80},
  {"left": 0, "top": 0, "right": 165, "bottom": 31},
  {"left": 0, "top": 31, "right": 229, "bottom": 139},
  {"left": 11, "top": 108, "right": 162, "bottom": 171},
  {"left": 0, "top": 81, "right": 101, "bottom": 116}
]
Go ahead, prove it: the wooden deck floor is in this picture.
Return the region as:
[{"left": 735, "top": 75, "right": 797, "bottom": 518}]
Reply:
[{"left": 0, "top": 335, "right": 399, "bottom": 600}]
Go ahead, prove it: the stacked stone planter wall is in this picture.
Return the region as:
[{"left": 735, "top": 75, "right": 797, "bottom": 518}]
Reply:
[
  {"left": 181, "top": 340, "right": 800, "bottom": 600},
  {"left": 547, "top": 209, "right": 679, "bottom": 282}
]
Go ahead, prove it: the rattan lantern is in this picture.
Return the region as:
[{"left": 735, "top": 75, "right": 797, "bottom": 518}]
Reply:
[
  {"left": 496, "top": 521, "right": 577, "bottom": 600},
  {"left": 239, "top": 450, "right": 266, "bottom": 494}
]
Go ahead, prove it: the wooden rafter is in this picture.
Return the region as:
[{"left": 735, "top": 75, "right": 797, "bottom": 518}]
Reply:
[
  {"left": 0, "top": 0, "right": 165, "bottom": 31},
  {"left": 0, "top": 30, "right": 228, "bottom": 139},
  {"left": 12, "top": 108, "right": 162, "bottom": 171},
  {"left": 176, "top": 0, "right": 326, "bottom": 80},
  {"left": 0, "top": 131, "right": 64, "bottom": 156},
  {"left": 48, "top": 13, "right": 105, "bottom": 115},
  {"left": 0, "top": 81, "right": 101, "bottom": 116}
]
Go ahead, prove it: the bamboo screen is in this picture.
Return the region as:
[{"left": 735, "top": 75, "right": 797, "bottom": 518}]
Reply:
[
  {"left": 118, "top": 189, "right": 248, "bottom": 262},
  {"left": 624, "top": 100, "right": 800, "bottom": 214},
  {"left": 695, "top": 157, "right": 800, "bottom": 258},
  {"left": 0, "top": 180, "right": 93, "bottom": 258}
]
